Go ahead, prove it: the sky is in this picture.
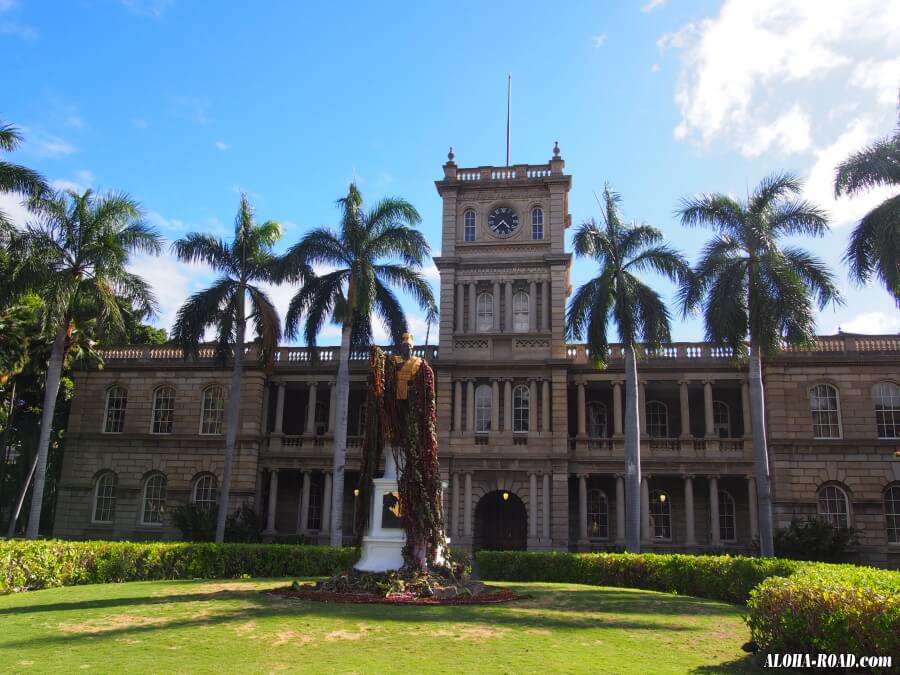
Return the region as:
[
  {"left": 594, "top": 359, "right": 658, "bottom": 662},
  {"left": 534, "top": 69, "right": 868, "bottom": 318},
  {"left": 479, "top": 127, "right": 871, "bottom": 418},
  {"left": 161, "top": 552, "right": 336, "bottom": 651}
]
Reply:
[{"left": 2, "top": 0, "right": 899, "bottom": 345}]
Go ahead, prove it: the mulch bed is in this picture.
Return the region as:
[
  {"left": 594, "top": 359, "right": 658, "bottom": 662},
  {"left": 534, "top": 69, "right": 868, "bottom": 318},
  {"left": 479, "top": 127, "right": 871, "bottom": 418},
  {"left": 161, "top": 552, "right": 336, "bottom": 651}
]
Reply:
[{"left": 266, "top": 587, "right": 524, "bottom": 606}]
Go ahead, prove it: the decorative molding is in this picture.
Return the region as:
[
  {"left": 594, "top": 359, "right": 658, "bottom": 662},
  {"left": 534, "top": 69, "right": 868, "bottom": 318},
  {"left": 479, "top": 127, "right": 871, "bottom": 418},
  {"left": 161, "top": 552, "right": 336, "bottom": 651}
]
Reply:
[
  {"left": 454, "top": 339, "right": 489, "bottom": 350},
  {"left": 515, "top": 338, "right": 550, "bottom": 349}
]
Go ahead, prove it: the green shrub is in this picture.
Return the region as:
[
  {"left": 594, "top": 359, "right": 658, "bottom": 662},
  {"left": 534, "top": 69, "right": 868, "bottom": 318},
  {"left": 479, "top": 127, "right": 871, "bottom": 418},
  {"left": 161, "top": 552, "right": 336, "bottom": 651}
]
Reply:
[
  {"left": 171, "top": 502, "right": 263, "bottom": 543},
  {"left": 747, "top": 564, "right": 900, "bottom": 670},
  {"left": 774, "top": 517, "right": 859, "bottom": 562},
  {"left": 476, "top": 550, "right": 800, "bottom": 603},
  {"left": 0, "top": 540, "right": 358, "bottom": 594}
]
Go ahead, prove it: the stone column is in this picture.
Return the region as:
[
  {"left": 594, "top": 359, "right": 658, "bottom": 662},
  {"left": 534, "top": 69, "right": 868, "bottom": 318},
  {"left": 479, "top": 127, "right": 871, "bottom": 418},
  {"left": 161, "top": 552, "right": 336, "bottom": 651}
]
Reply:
[
  {"left": 328, "top": 381, "right": 336, "bottom": 433},
  {"left": 491, "top": 379, "right": 500, "bottom": 432},
  {"left": 747, "top": 475, "right": 759, "bottom": 541},
  {"left": 450, "top": 473, "right": 459, "bottom": 538},
  {"left": 741, "top": 379, "right": 751, "bottom": 438},
  {"left": 299, "top": 471, "right": 311, "bottom": 533},
  {"left": 504, "top": 379, "right": 513, "bottom": 432},
  {"left": 709, "top": 475, "right": 720, "bottom": 546},
  {"left": 542, "top": 473, "right": 551, "bottom": 539},
  {"left": 504, "top": 282, "right": 513, "bottom": 332},
  {"left": 684, "top": 475, "right": 696, "bottom": 545},
  {"left": 463, "top": 473, "right": 473, "bottom": 537},
  {"left": 265, "top": 469, "right": 279, "bottom": 534},
  {"left": 456, "top": 283, "right": 465, "bottom": 334},
  {"left": 529, "top": 473, "right": 538, "bottom": 538},
  {"left": 274, "top": 382, "right": 286, "bottom": 434},
  {"left": 704, "top": 380, "right": 715, "bottom": 438},
  {"left": 640, "top": 476, "right": 650, "bottom": 542},
  {"left": 528, "top": 280, "right": 537, "bottom": 331},
  {"left": 639, "top": 382, "right": 647, "bottom": 436},
  {"left": 305, "top": 382, "right": 318, "bottom": 434},
  {"left": 492, "top": 281, "right": 501, "bottom": 331},
  {"left": 321, "top": 472, "right": 332, "bottom": 534},
  {"left": 613, "top": 381, "right": 623, "bottom": 437},
  {"left": 466, "top": 380, "right": 475, "bottom": 433},
  {"left": 453, "top": 380, "right": 463, "bottom": 432},
  {"left": 615, "top": 475, "right": 625, "bottom": 544},
  {"left": 578, "top": 474, "right": 588, "bottom": 541},
  {"left": 528, "top": 379, "right": 538, "bottom": 434},
  {"left": 576, "top": 381, "right": 586, "bottom": 437},
  {"left": 468, "top": 282, "right": 476, "bottom": 334},
  {"left": 541, "top": 380, "right": 550, "bottom": 433},
  {"left": 541, "top": 281, "right": 550, "bottom": 331},
  {"left": 679, "top": 379, "right": 691, "bottom": 438}
]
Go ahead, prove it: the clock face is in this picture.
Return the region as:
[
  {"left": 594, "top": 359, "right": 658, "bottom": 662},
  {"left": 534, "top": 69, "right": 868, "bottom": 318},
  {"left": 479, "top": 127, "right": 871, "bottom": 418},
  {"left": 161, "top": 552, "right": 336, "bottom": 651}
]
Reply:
[{"left": 488, "top": 207, "right": 519, "bottom": 236}]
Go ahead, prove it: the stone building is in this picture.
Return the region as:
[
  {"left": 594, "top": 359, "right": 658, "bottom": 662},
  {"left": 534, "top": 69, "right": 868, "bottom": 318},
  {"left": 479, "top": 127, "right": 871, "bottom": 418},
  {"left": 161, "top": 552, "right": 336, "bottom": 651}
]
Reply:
[{"left": 53, "top": 147, "right": 900, "bottom": 567}]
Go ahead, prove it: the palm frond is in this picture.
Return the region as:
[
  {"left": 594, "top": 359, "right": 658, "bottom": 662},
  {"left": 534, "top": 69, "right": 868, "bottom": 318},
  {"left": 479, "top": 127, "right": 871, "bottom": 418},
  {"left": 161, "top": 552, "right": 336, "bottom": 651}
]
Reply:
[
  {"left": 372, "top": 278, "right": 408, "bottom": 345},
  {"left": 834, "top": 132, "right": 900, "bottom": 196},
  {"left": 171, "top": 233, "right": 231, "bottom": 270},
  {"left": 749, "top": 172, "right": 803, "bottom": 213},
  {"left": 246, "top": 284, "right": 282, "bottom": 368},
  {"left": 843, "top": 194, "right": 900, "bottom": 305},
  {"left": 170, "top": 277, "right": 236, "bottom": 355}
]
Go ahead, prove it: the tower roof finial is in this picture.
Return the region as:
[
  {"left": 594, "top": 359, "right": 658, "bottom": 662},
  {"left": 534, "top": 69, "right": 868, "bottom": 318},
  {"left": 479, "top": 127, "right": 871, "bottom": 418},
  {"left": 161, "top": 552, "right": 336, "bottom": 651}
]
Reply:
[
  {"left": 553, "top": 141, "right": 561, "bottom": 158},
  {"left": 447, "top": 146, "right": 455, "bottom": 162}
]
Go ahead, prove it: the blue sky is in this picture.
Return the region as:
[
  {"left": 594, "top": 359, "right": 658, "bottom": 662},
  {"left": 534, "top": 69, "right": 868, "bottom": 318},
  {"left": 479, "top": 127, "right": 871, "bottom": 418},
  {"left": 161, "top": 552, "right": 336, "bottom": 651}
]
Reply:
[{"left": 3, "top": 0, "right": 899, "bottom": 344}]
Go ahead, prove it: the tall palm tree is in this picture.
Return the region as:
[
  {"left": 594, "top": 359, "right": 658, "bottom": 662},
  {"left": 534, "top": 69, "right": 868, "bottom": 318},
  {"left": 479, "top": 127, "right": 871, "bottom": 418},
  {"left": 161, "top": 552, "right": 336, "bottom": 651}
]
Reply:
[
  {"left": 280, "top": 183, "right": 436, "bottom": 547},
  {"left": 171, "top": 195, "right": 284, "bottom": 543},
  {"left": 0, "top": 122, "right": 49, "bottom": 234},
  {"left": 834, "top": 119, "right": 900, "bottom": 306},
  {"left": 566, "top": 184, "right": 690, "bottom": 553},
  {"left": 8, "top": 189, "right": 161, "bottom": 538},
  {"left": 678, "top": 173, "right": 841, "bottom": 557}
]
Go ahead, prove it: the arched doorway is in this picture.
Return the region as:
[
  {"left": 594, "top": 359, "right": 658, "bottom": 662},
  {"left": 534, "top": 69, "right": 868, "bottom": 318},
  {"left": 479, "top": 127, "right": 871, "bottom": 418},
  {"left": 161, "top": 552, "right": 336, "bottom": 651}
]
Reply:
[{"left": 474, "top": 490, "right": 527, "bottom": 551}]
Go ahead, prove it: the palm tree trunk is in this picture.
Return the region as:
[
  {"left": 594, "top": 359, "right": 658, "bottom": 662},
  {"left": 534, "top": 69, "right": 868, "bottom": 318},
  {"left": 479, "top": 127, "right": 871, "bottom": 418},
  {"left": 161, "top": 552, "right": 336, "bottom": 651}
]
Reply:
[
  {"left": 623, "top": 345, "right": 641, "bottom": 553},
  {"left": 24, "top": 322, "right": 67, "bottom": 539},
  {"left": 329, "top": 322, "right": 352, "bottom": 547},
  {"left": 0, "top": 379, "right": 17, "bottom": 511},
  {"left": 216, "top": 295, "right": 246, "bottom": 543},
  {"left": 7, "top": 446, "right": 38, "bottom": 538},
  {"left": 748, "top": 340, "right": 775, "bottom": 556}
]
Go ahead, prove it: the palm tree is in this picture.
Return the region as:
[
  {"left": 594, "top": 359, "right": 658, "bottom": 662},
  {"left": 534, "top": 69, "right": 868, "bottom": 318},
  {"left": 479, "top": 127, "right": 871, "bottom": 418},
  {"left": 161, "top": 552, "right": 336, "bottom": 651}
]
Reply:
[
  {"left": 834, "top": 119, "right": 900, "bottom": 306},
  {"left": 8, "top": 189, "right": 161, "bottom": 538},
  {"left": 279, "top": 183, "right": 436, "bottom": 547},
  {"left": 678, "top": 173, "right": 841, "bottom": 557},
  {"left": 171, "top": 195, "right": 283, "bottom": 543},
  {"left": 0, "top": 122, "right": 49, "bottom": 233},
  {"left": 566, "top": 184, "right": 690, "bottom": 553}
]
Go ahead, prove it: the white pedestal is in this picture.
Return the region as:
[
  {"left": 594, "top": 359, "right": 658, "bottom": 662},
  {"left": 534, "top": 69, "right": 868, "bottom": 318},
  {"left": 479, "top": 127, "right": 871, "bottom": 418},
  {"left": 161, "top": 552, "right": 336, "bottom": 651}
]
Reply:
[{"left": 356, "top": 451, "right": 406, "bottom": 572}]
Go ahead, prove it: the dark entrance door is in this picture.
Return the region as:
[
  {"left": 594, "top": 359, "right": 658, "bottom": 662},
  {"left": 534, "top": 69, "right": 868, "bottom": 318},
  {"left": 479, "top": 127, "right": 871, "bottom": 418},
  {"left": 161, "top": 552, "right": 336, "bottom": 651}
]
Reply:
[{"left": 474, "top": 490, "right": 527, "bottom": 551}]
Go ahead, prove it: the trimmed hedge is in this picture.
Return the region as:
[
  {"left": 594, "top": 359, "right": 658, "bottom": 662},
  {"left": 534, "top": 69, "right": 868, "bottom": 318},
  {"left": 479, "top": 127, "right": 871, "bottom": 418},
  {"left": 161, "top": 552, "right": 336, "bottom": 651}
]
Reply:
[
  {"left": 0, "top": 540, "right": 357, "bottom": 594},
  {"left": 476, "top": 550, "right": 800, "bottom": 603},
  {"left": 747, "top": 564, "right": 900, "bottom": 666}
]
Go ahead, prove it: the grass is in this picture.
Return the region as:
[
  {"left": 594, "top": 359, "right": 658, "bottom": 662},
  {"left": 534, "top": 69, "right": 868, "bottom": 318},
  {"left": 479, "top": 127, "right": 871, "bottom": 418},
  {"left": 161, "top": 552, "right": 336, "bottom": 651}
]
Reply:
[{"left": 0, "top": 579, "right": 759, "bottom": 674}]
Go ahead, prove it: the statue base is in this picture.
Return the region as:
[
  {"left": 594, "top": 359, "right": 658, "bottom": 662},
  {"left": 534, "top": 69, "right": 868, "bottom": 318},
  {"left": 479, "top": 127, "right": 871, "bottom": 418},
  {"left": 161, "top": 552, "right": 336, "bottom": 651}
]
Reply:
[{"left": 356, "top": 451, "right": 406, "bottom": 573}]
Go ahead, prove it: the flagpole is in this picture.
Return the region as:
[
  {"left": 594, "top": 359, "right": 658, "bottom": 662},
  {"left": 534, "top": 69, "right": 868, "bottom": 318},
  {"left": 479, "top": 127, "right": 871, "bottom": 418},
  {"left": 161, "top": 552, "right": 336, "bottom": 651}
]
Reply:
[{"left": 506, "top": 73, "right": 511, "bottom": 167}]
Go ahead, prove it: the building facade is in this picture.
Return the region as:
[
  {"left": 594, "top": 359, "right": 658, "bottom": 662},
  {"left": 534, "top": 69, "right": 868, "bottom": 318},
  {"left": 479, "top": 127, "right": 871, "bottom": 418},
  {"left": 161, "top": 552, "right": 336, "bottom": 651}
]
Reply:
[{"left": 53, "top": 148, "right": 900, "bottom": 567}]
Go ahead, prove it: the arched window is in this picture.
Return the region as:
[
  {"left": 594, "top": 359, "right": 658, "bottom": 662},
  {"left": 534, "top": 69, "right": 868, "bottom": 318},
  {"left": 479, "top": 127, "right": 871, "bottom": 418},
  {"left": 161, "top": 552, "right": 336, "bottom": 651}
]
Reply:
[
  {"left": 713, "top": 401, "right": 730, "bottom": 438},
  {"left": 103, "top": 386, "right": 128, "bottom": 433},
  {"left": 92, "top": 471, "right": 117, "bottom": 523},
  {"left": 873, "top": 382, "right": 900, "bottom": 439},
  {"left": 646, "top": 401, "right": 668, "bottom": 438},
  {"left": 817, "top": 484, "right": 850, "bottom": 529},
  {"left": 718, "top": 490, "right": 736, "bottom": 541},
  {"left": 531, "top": 207, "right": 544, "bottom": 240},
  {"left": 649, "top": 490, "right": 671, "bottom": 539},
  {"left": 200, "top": 385, "right": 225, "bottom": 435},
  {"left": 587, "top": 402, "right": 607, "bottom": 438},
  {"left": 308, "top": 483, "right": 323, "bottom": 530},
  {"left": 151, "top": 386, "right": 176, "bottom": 434},
  {"left": 587, "top": 489, "right": 609, "bottom": 539},
  {"left": 810, "top": 384, "right": 841, "bottom": 439},
  {"left": 463, "top": 209, "right": 476, "bottom": 242},
  {"left": 476, "top": 292, "right": 493, "bottom": 332},
  {"left": 192, "top": 474, "right": 217, "bottom": 510},
  {"left": 356, "top": 402, "right": 368, "bottom": 437},
  {"left": 512, "top": 291, "right": 529, "bottom": 332},
  {"left": 141, "top": 473, "right": 167, "bottom": 525},
  {"left": 513, "top": 384, "right": 529, "bottom": 433},
  {"left": 475, "top": 384, "right": 492, "bottom": 433},
  {"left": 885, "top": 485, "right": 900, "bottom": 544}
]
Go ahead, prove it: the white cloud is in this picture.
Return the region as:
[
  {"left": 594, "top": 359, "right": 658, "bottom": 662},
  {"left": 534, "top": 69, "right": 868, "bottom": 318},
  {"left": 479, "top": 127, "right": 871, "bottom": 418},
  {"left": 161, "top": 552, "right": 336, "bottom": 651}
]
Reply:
[
  {"left": 738, "top": 105, "right": 811, "bottom": 158},
  {"left": 75, "top": 169, "right": 95, "bottom": 184},
  {"left": 641, "top": 0, "right": 667, "bottom": 12},
  {"left": 128, "top": 254, "right": 212, "bottom": 333},
  {"left": 0, "top": 191, "right": 32, "bottom": 227},
  {"left": 593, "top": 33, "right": 607, "bottom": 48},
  {"left": 650, "top": 63, "right": 661, "bottom": 73},
  {"left": 851, "top": 57, "right": 900, "bottom": 105},
  {"left": 0, "top": 0, "right": 36, "bottom": 40},
  {"left": 50, "top": 179, "right": 86, "bottom": 193},
  {"left": 833, "top": 311, "right": 900, "bottom": 335},
  {"left": 19, "top": 129, "right": 77, "bottom": 157},
  {"left": 214, "top": 140, "right": 230, "bottom": 151}
]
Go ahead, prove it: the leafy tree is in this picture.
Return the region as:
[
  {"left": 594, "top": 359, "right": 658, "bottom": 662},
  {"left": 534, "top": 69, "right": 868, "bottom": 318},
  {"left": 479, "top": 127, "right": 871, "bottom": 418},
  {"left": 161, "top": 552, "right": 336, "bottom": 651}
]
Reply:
[
  {"left": 279, "top": 183, "right": 436, "bottom": 547},
  {"left": 566, "top": 184, "right": 690, "bottom": 553},
  {"left": 171, "top": 195, "right": 283, "bottom": 543},
  {"left": 0, "top": 122, "right": 49, "bottom": 234},
  {"left": 834, "top": 118, "right": 900, "bottom": 306},
  {"left": 7, "top": 189, "right": 161, "bottom": 538},
  {"left": 678, "top": 173, "right": 841, "bottom": 557}
]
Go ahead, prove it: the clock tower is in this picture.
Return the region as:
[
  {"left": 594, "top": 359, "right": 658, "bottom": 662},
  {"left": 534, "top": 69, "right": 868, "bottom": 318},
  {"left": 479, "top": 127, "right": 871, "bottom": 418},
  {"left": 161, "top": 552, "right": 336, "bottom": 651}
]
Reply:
[{"left": 433, "top": 143, "right": 573, "bottom": 552}]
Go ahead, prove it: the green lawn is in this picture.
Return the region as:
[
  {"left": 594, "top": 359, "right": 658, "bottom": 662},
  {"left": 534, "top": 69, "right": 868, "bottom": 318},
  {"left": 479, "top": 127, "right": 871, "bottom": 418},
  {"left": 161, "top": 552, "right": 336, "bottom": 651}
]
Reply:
[{"left": 0, "top": 579, "right": 758, "bottom": 674}]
